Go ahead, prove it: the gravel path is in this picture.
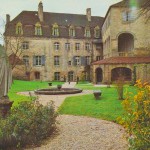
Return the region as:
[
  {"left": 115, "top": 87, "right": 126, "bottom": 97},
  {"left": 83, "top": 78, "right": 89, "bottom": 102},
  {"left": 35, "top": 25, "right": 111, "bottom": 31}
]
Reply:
[
  {"left": 20, "top": 82, "right": 128, "bottom": 150},
  {"left": 26, "top": 115, "right": 128, "bottom": 150}
]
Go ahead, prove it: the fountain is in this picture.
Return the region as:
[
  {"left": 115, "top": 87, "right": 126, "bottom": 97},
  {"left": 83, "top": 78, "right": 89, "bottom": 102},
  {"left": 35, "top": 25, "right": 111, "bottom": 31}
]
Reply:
[{"left": 34, "top": 85, "right": 82, "bottom": 95}]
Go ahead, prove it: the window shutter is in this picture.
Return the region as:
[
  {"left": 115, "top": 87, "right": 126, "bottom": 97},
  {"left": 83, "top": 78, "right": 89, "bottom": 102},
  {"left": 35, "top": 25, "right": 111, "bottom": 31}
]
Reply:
[
  {"left": 81, "top": 56, "right": 85, "bottom": 66},
  {"left": 41, "top": 55, "right": 45, "bottom": 66},
  {"left": 33, "top": 56, "right": 36, "bottom": 66},
  {"left": 73, "top": 56, "right": 76, "bottom": 66}
]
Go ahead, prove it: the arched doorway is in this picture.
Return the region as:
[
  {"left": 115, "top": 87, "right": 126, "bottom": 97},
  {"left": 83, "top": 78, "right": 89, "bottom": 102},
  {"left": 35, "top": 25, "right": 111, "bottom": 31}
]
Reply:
[
  {"left": 68, "top": 71, "right": 74, "bottom": 81},
  {"left": 111, "top": 67, "right": 132, "bottom": 81},
  {"left": 118, "top": 33, "right": 134, "bottom": 52},
  {"left": 96, "top": 68, "right": 103, "bottom": 83}
]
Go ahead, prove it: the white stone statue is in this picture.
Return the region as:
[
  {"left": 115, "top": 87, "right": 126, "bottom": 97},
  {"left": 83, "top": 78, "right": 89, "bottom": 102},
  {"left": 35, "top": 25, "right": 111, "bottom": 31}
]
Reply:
[{"left": 0, "top": 46, "right": 12, "bottom": 98}]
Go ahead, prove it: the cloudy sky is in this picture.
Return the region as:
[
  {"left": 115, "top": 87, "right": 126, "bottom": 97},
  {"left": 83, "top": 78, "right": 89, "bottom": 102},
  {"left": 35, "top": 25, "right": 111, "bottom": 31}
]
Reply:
[{"left": 0, "top": 0, "right": 121, "bottom": 43}]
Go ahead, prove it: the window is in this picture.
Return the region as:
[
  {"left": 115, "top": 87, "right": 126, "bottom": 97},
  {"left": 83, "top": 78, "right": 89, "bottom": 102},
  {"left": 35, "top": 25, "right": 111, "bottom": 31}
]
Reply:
[
  {"left": 35, "top": 56, "right": 42, "bottom": 66},
  {"left": 65, "top": 43, "right": 70, "bottom": 50},
  {"left": 85, "top": 43, "right": 91, "bottom": 51},
  {"left": 94, "top": 26, "right": 100, "bottom": 38},
  {"left": 35, "top": 22, "right": 42, "bottom": 35},
  {"left": 33, "top": 55, "right": 45, "bottom": 66},
  {"left": 96, "top": 56, "right": 102, "bottom": 61},
  {"left": 54, "top": 72, "right": 60, "bottom": 81},
  {"left": 54, "top": 56, "right": 60, "bottom": 66},
  {"left": 84, "top": 27, "right": 91, "bottom": 37},
  {"left": 54, "top": 42, "right": 60, "bottom": 50},
  {"left": 75, "top": 43, "right": 80, "bottom": 50},
  {"left": 52, "top": 23, "right": 59, "bottom": 36},
  {"left": 22, "top": 42, "right": 29, "bottom": 50},
  {"left": 16, "top": 22, "right": 23, "bottom": 35},
  {"left": 74, "top": 56, "right": 80, "bottom": 66},
  {"left": 85, "top": 56, "right": 90, "bottom": 65},
  {"left": 122, "top": 10, "right": 136, "bottom": 22},
  {"left": 69, "top": 26, "right": 75, "bottom": 37},
  {"left": 68, "top": 61, "right": 71, "bottom": 66},
  {"left": 23, "top": 56, "right": 29, "bottom": 66}
]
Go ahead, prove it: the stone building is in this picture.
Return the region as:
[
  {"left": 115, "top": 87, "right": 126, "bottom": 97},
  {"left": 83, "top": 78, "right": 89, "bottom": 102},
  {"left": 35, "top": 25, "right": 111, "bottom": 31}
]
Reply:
[
  {"left": 4, "top": 0, "right": 150, "bottom": 83},
  {"left": 92, "top": 0, "right": 150, "bottom": 83},
  {"left": 4, "top": 2, "right": 103, "bottom": 81}
]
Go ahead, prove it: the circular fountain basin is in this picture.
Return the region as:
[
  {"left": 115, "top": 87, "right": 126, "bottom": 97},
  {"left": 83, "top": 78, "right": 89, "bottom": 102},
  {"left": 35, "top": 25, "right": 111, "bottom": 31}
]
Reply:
[{"left": 34, "top": 88, "right": 83, "bottom": 95}]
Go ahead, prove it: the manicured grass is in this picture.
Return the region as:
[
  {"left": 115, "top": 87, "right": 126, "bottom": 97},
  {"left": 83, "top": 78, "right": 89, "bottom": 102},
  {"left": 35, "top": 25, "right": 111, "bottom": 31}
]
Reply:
[
  {"left": 8, "top": 80, "right": 64, "bottom": 106},
  {"left": 58, "top": 86, "right": 137, "bottom": 122}
]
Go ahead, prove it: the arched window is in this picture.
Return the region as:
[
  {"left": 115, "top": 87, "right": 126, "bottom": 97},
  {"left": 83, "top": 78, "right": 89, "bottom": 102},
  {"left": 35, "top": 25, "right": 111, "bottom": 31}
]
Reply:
[
  {"left": 69, "top": 25, "right": 75, "bottom": 37},
  {"left": 94, "top": 26, "right": 100, "bottom": 38},
  {"left": 84, "top": 26, "right": 91, "bottom": 38},
  {"left": 52, "top": 23, "right": 59, "bottom": 36},
  {"left": 16, "top": 22, "right": 23, "bottom": 35},
  {"left": 35, "top": 22, "right": 42, "bottom": 36}
]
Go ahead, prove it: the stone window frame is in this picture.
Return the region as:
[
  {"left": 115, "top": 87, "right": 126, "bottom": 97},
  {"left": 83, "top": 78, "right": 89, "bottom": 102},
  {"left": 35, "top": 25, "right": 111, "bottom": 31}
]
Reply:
[
  {"left": 35, "top": 22, "right": 42, "bottom": 36},
  {"left": 52, "top": 23, "right": 59, "bottom": 36},
  {"left": 85, "top": 43, "right": 91, "bottom": 51},
  {"left": 85, "top": 56, "right": 90, "bottom": 65},
  {"left": 94, "top": 26, "right": 100, "bottom": 38},
  {"left": 69, "top": 25, "right": 75, "bottom": 37},
  {"left": 23, "top": 55, "right": 29, "bottom": 66},
  {"left": 54, "top": 72, "right": 60, "bottom": 81},
  {"left": 74, "top": 56, "right": 80, "bottom": 66},
  {"left": 84, "top": 26, "right": 91, "bottom": 38},
  {"left": 122, "top": 9, "right": 137, "bottom": 22},
  {"left": 65, "top": 43, "right": 70, "bottom": 50},
  {"left": 54, "top": 56, "right": 60, "bottom": 66},
  {"left": 16, "top": 22, "right": 23, "bottom": 35},
  {"left": 75, "top": 43, "right": 80, "bottom": 50},
  {"left": 35, "top": 56, "right": 42, "bottom": 66},
  {"left": 22, "top": 41, "right": 29, "bottom": 50},
  {"left": 54, "top": 42, "right": 60, "bottom": 50}
]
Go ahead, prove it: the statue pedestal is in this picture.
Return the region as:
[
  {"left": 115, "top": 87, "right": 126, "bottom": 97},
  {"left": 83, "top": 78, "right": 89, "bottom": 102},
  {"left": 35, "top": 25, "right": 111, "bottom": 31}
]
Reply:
[{"left": 0, "top": 96, "right": 13, "bottom": 117}]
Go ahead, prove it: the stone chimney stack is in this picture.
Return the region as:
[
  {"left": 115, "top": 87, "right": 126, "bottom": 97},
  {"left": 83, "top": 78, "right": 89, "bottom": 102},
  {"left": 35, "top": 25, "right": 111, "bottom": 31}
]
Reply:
[
  {"left": 86, "top": 8, "right": 91, "bottom": 22},
  {"left": 6, "top": 14, "right": 10, "bottom": 24},
  {"left": 38, "top": 1, "right": 43, "bottom": 22}
]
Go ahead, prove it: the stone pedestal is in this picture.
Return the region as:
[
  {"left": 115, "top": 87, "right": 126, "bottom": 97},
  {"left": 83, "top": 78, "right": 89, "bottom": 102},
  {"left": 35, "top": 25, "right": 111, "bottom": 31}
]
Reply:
[{"left": 0, "top": 96, "right": 13, "bottom": 117}]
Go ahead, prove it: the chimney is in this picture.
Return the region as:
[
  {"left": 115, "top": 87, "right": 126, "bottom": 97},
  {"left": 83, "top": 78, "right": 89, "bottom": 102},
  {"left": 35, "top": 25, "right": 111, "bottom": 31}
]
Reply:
[
  {"left": 38, "top": 1, "right": 43, "bottom": 22},
  {"left": 86, "top": 8, "right": 91, "bottom": 22},
  {"left": 6, "top": 14, "right": 10, "bottom": 24}
]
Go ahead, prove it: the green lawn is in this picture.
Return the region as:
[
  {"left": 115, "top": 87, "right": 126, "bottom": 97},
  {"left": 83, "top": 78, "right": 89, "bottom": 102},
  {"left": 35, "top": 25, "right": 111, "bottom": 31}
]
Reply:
[
  {"left": 8, "top": 80, "right": 64, "bottom": 106},
  {"left": 58, "top": 86, "right": 137, "bottom": 122}
]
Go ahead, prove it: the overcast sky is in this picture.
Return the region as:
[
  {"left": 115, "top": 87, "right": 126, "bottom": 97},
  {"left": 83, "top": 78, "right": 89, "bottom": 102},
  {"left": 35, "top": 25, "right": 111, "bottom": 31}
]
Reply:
[{"left": 0, "top": 0, "right": 121, "bottom": 44}]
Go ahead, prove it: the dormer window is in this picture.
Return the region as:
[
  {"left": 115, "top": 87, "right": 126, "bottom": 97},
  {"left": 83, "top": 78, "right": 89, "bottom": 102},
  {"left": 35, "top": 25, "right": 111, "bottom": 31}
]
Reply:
[
  {"left": 35, "top": 22, "right": 42, "bottom": 35},
  {"left": 69, "top": 26, "right": 75, "bottom": 37},
  {"left": 52, "top": 23, "right": 59, "bottom": 36},
  {"left": 16, "top": 22, "right": 23, "bottom": 35},
  {"left": 94, "top": 26, "right": 100, "bottom": 38},
  {"left": 84, "top": 27, "right": 91, "bottom": 38}
]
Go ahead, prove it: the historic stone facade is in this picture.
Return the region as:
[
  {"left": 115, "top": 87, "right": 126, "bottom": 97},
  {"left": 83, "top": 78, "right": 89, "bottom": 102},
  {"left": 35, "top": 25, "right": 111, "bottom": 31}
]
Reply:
[
  {"left": 4, "top": 0, "right": 150, "bottom": 83},
  {"left": 92, "top": 0, "right": 150, "bottom": 84},
  {"left": 5, "top": 2, "right": 103, "bottom": 81}
]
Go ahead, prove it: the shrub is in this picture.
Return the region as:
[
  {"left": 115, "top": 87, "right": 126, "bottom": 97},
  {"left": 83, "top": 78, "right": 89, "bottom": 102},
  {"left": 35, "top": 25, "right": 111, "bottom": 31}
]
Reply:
[
  {"left": 118, "top": 80, "right": 150, "bottom": 150},
  {"left": 0, "top": 101, "right": 57, "bottom": 149}
]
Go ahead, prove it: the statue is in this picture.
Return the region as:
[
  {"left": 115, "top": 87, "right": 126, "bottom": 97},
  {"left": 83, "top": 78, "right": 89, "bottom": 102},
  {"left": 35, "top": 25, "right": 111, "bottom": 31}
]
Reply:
[{"left": 0, "top": 45, "right": 13, "bottom": 117}]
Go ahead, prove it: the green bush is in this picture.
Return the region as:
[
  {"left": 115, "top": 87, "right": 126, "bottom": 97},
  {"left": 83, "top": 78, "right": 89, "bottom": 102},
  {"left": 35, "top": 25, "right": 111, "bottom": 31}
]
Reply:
[
  {"left": 0, "top": 101, "right": 57, "bottom": 149},
  {"left": 118, "top": 80, "right": 150, "bottom": 150}
]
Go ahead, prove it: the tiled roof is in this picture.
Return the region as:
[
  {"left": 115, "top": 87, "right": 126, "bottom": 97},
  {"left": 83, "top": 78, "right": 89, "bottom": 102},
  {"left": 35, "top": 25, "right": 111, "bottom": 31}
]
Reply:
[
  {"left": 5, "top": 11, "right": 104, "bottom": 39},
  {"left": 93, "top": 57, "right": 150, "bottom": 65}
]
